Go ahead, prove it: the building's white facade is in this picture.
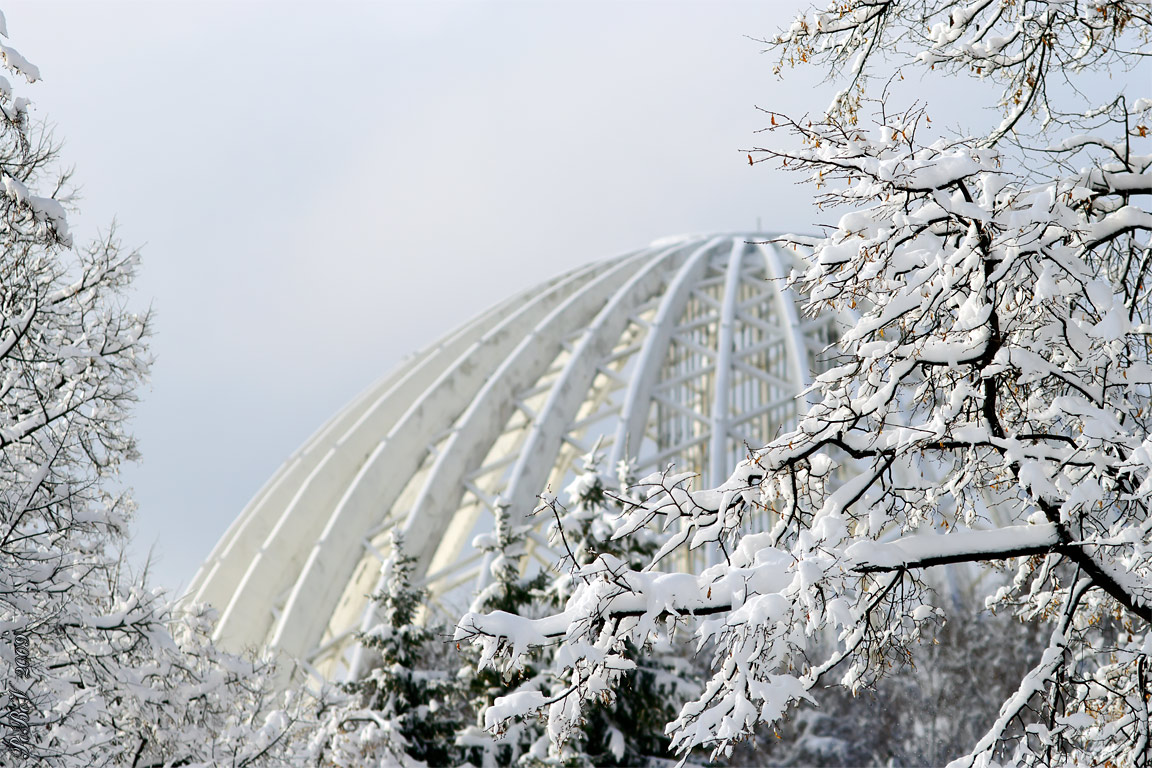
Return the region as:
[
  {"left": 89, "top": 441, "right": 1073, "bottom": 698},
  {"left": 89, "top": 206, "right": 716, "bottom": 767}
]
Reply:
[{"left": 188, "top": 233, "right": 850, "bottom": 681}]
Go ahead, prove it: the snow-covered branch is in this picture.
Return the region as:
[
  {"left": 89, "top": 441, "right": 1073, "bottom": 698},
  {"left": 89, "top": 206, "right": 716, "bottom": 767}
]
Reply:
[{"left": 459, "top": 1, "right": 1152, "bottom": 764}]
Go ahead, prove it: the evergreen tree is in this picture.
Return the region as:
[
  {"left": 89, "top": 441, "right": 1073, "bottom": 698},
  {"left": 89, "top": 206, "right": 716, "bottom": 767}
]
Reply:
[
  {"left": 460, "top": 468, "right": 688, "bottom": 768},
  {"left": 458, "top": 501, "right": 554, "bottom": 767},
  {"left": 540, "top": 449, "right": 692, "bottom": 768},
  {"left": 313, "top": 530, "right": 463, "bottom": 767}
]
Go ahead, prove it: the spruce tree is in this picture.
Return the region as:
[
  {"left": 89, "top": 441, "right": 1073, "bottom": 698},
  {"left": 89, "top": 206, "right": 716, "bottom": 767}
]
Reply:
[
  {"left": 458, "top": 501, "right": 553, "bottom": 767},
  {"left": 459, "top": 454, "right": 694, "bottom": 767},
  {"left": 315, "top": 530, "right": 463, "bottom": 767},
  {"left": 543, "top": 449, "right": 690, "bottom": 767}
]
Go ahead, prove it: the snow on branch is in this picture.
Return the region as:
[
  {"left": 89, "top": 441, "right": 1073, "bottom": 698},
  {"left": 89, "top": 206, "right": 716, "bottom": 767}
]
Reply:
[{"left": 848, "top": 523, "right": 1060, "bottom": 572}]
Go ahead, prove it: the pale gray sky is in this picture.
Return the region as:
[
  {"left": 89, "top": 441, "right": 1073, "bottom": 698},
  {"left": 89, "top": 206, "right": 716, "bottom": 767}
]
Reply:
[{"left": 3, "top": 1, "right": 1084, "bottom": 593}]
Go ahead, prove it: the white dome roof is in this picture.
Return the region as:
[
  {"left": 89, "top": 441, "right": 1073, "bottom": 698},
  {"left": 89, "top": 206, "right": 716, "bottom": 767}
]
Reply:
[{"left": 188, "top": 233, "right": 848, "bottom": 679}]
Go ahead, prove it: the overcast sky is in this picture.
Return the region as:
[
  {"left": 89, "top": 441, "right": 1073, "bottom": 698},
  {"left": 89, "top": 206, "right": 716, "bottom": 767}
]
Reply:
[{"left": 6, "top": 1, "right": 1121, "bottom": 595}]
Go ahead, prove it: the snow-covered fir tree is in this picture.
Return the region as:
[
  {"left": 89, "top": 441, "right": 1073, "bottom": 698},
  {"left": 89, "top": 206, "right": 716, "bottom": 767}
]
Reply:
[
  {"left": 458, "top": 2, "right": 1152, "bottom": 766},
  {"left": 312, "top": 530, "right": 463, "bottom": 768},
  {"left": 458, "top": 502, "right": 554, "bottom": 767},
  {"left": 462, "top": 453, "right": 693, "bottom": 768},
  {"left": 539, "top": 449, "right": 691, "bottom": 767}
]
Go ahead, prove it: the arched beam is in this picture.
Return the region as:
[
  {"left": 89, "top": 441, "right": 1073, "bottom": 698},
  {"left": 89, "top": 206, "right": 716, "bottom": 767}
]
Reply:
[
  {"left": 608, "top": 239, "right": 721, "bottom": 471},
  {"left": 262, "top": 261, "right": 612, "bottom": 659},
  {"left": 343, "top": 246, "right": 669, "bottom": 678},
  {"left": 760, "top": 241, "right": 814, "bottom": 410},
  {"left": 192, "top": 269, "right": 575, "bottom": 609},
  {"left": 192, "top": 330, "right": 447, "bottom": 614},
  {"left": 397, "top": 248, "right": 670, "bottom": 577},
  {"left": 495, "top": 239, "right": 691, "bottom": 535},
  {"left": 708, "top": 238, "right": 747, "bottom": 486},
  {"left": 210, "top": 261, "right": 609, "bottom": 650}
]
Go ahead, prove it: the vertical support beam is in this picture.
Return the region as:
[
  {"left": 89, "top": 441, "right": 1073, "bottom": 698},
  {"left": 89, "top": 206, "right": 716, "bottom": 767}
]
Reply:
[{"left": 708, "top": 239, "right": 746, "bottom": 486}]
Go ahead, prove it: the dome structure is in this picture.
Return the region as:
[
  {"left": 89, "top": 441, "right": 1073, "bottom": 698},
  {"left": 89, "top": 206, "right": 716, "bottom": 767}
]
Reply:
[{"left": 188, "top": 233, "right": 850, "bottom": 680}]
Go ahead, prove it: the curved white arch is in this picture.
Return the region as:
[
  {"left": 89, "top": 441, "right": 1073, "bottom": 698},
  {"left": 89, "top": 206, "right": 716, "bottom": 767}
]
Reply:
[
  {"left": 396, "top": 247, "right": 666, "bottom": 578},
  {"left": 190, "top": 281, "right": 542, "bottom": 615},
  {"left": 497, "top": 241, "right": 699, "bottom": 527},
  {"left": 211, "top": 261, "right": 613, "bottom": 649},
  {"left": 708, "top": 239, "right": 746, "bottom": 485},
  {"left": 609, "top": 240, "right": 719, "bottom": 472},
  {"left": 262, "top": 259, "right": 615, "bottom": 658}
]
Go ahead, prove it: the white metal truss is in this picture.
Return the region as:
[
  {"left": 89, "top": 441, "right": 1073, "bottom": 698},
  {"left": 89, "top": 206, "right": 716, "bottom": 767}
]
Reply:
[{"left": 186, "top": 234, "right": 857, "bottom": 682}]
